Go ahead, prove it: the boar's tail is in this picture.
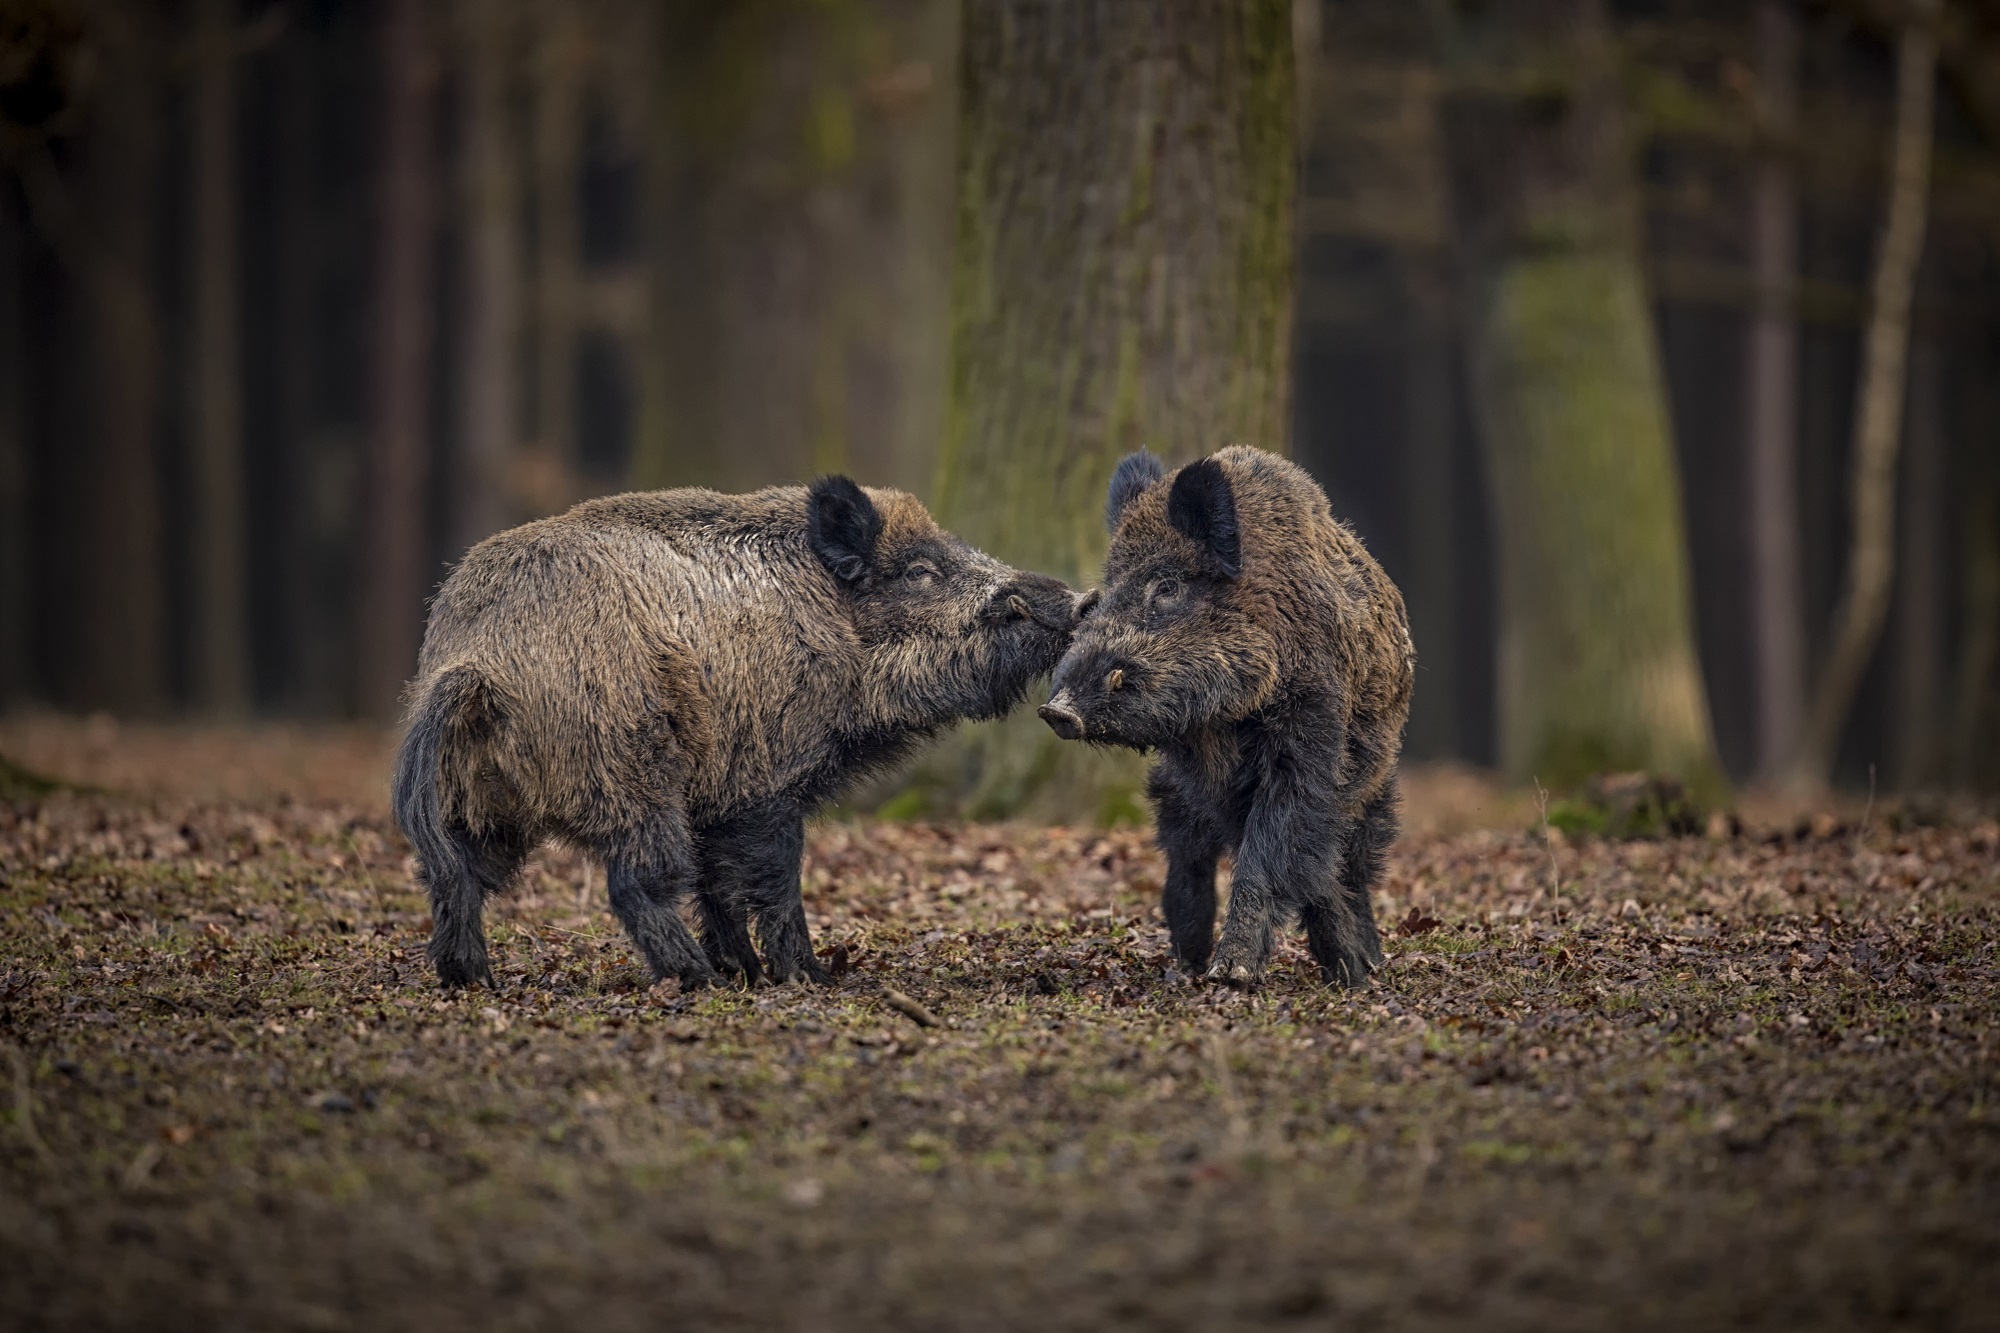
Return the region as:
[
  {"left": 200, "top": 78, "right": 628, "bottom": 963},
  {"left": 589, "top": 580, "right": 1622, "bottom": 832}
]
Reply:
[{"left": 392, "top": 665, "right": 499, "bottom": 887}]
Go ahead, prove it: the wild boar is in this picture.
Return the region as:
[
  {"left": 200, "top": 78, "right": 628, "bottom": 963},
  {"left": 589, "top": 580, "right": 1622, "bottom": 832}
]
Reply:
[
  {"left": 1038, "top": 445, "right": 1414, "bottom": 987},
  {"left": 394, "top": 477, "right": 1078, "bottom": 989}
]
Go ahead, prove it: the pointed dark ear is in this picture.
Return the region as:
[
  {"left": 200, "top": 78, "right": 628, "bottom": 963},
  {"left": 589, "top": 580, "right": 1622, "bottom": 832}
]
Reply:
[
  {"left": 807, "top": 475, "right": 882, "bottom": 585},
  {"left": 1105, "top": 449, "right": 1166, "bottom": 533},
  {"left": 1166, "top": 458, "right": 1242, "bottom": 578}
]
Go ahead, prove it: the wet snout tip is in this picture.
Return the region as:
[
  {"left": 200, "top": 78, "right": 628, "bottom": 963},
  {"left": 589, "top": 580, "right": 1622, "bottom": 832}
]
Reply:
[{"left": 1038, "top": 691, "right": 1085, "bottom": 741}]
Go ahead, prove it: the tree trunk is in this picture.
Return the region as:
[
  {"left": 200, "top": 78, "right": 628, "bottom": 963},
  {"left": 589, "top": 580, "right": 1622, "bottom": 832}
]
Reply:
[
  {"left": 1440, "top": 0, "right": 1722, "bottom": 795},
  {"left": 1893, "top": 337, "right": 1944, "bottom": 790},
  {"left": 0, "top": 190, "right": 26, "bottom": 707},
  {"left": 529, "top": 6, "right": 583, "bottom": 500},
  {"left": 1747, "top": 0, "right": 1805, "bottom": 786},
  {"left": 73, "top": 11, "right": 168, "bottom": 714},
  {"left": 939, "top": 0, "right": 1295, "bottom": 584},
  {"left": 634, "top": 2, "right": 959, "bottom": 499},
  {"left": 1790, "top": 1, "right": 1937, "bottom": 789},
  {"left": 452, "top": 0, "right": 517, "bottom": 557},
  {"left": 190, "top": 0, "right": 252, "bottom": 714},
  {"left": 916, "top": 0, "right": 1294, "bottom": 818},
  {"left": 357, "top": 0, "right": 439, "bottom": 720}
]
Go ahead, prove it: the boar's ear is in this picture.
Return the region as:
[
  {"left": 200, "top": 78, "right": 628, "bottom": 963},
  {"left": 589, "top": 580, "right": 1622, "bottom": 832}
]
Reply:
[
  {"left": 807, "top": 475, "right": 883, "bottom": 585},
  {"left": 1166, "top": 457, "right": 1242, "bottom": 579},
  {"left": 1105, "top": 449, "right": 1166, "bottom": 534}
]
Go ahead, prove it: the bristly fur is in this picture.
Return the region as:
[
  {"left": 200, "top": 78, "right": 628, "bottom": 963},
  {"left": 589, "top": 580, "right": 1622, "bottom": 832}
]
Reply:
[
  {"left": 1105, "top": 449, "right": 1166, "bottom": 533},
  {"left": 1045, "top": 445, "right": 1414, "bottom": 988},
  {"left": 394, "top": 480, "right": 1076, "bottom": 990}
]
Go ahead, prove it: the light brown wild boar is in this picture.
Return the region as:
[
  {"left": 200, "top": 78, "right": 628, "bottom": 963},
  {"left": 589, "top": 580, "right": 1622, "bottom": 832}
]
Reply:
[{"left": 394, "top": 478, "right": 1078, "bottom": 989}]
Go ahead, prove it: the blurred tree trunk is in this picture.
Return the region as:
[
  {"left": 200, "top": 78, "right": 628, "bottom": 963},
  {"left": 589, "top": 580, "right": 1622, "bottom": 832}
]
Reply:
[
  {"left": 1893, "top": 337, "right": 1944, "bottom": 789},
  {"left": 1790, "top": 0, "right": 1937, "bottom": 789},
  {"left": 1747, "top": 0, "right": 1805, "bottom": 786},
  {"left": 1440, "top": 0, "right": 1722, "bottom": 795},
  {"left": 190, "top": 0, "right": 252, "bottom": 713},
  {"left": 529, "top": 6, "right": 583, "bottom": 496},
  {"left": 634, "top": 0, "right": 963, "bottom": 498},
  {"left": 1952, "top": 441, "right": 2000, "bottom": 790},
  {"left": 0, "top": 192, "right": 25, "bottom": 706},
  {"left": 271, "top": 15, "right": 336, "bottom": 714},
  {"left": 920, "top": 0, "right": 1294, "bottom": 818},
  {"left": 72, "top": 10, "right": 167, "bottom": 714},
  {"left": 358, "top": 0, "right": 438, "bottom": 720},
  {"left": 452, "top": 0, "right": 517, "bottom": 556}
]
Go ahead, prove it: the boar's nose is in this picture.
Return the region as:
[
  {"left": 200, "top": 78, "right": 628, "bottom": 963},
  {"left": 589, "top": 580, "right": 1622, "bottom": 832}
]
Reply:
[
  {"left": 991, "top": 574, "right": 1075, "bottom": 629},
  {"left": 1039, "top": 689, "right": 1085, "bottom": 741}
]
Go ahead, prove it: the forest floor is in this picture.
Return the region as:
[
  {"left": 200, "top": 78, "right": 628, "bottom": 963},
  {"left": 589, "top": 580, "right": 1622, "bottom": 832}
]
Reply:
[{"left": 0, "top": 718, "right": 1996, "bottom": 1331}]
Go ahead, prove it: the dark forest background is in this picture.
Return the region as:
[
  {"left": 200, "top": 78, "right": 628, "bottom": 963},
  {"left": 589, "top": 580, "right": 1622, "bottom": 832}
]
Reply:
[{"left": 2, "top": 0, "right": 1998, "bottom": 798}]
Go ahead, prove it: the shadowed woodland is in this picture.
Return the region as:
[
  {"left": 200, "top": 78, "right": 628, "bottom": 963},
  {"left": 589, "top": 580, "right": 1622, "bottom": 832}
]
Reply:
[
  {"left": 1, "top": 1, "right": 1998, "bottom": 1329},
  {"left": 1, "top": 0, "right": 1998, "bottom": 801}
]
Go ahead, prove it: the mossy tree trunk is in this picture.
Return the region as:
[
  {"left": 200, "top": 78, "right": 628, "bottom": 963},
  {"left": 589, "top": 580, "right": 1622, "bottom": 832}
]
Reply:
[
  {"left": 1439, "top": 0, "right": 1723, "bottom": 797},
  {"left": 939, "top": 0, "right": 1295, "bottom": 584},
  {"left": 923, "top": 0, "right": 1295, "bottom": 818}
]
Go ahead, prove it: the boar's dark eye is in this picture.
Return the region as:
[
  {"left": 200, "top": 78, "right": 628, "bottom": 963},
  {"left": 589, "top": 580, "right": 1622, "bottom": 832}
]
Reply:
[
  {"left": 1149, "top": 577, "right": 1184, "bottom": 606},
  {"left": 903, "top": 561, "right": 940, "bottom": 585}
]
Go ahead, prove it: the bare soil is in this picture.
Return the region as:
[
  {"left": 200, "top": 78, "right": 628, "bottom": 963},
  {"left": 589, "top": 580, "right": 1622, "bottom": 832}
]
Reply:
[{"left": 0, "top": 723, "right": 1994, "bottom": 1331}]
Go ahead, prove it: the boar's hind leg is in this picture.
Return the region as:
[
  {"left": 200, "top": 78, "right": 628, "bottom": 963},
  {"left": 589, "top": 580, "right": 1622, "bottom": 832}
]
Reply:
[
  {"left": 1340, "top": 780, "right": 1398, "bottom": 971},
  {"left": 601, "top": 807, "right": 716, "bottom": 988},
  {"left": 1299, "top": 785, "right": 1398, "bottom": 988},
  {"left": 425, "top": 823, "right": 530, "bottom": 988}
]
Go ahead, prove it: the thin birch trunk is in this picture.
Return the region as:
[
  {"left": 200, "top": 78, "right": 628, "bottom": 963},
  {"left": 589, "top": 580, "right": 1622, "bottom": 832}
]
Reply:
[{"left": 1790, "top": 1, "right": 1938, "bottom": 788}]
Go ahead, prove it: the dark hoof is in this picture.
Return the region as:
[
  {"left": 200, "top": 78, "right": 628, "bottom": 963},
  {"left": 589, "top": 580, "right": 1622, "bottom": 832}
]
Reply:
[
  {"left": 433, "top": 958, "right": 494, "bottom": 990},
  {"left": 770, "top": 957, "right": 835, "bottom": 987},
  {"left": 1319, "top": 954, "right": 1375, "bottom": 989}
]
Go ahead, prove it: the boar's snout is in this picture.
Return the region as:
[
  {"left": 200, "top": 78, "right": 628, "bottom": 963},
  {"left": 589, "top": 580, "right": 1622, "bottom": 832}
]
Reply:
[
  {"left": 1038, "top": 689, "right": 1086, "bottom": 741},
  {"left": 987, "top": 572, "right": 1077, "bottom": 631}
]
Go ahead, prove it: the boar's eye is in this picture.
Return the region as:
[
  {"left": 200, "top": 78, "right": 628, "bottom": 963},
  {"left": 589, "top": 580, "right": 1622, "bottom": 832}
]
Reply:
[
  {"left": 1148, "top": 577, "right": 1185, "bottom": 606},
  {"left": 903, "top": 561, "right": 940, "bottom": 585}
]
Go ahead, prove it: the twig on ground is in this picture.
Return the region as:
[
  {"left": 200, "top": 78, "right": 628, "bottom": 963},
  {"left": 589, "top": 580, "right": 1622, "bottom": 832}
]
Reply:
[
  {"left": 883, "top": 988, "right": 941, "bottom": 1028},
  {"left": 120, "top": 1142, "right": 162, "bottom": 1192},
  {"left": 1534, "top": 778, "right": 1563, "bottom": 900},
  {"left": 1210, "top": 1032, "right": 1250, "bottom": 1154}
]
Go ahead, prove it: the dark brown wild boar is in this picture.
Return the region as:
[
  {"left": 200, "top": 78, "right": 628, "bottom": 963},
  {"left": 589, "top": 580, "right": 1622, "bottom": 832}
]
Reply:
[
  {"left": 1039, "top": 445, "right": 1414, "bottom": 987},
  {"left": 394, "top": 478, "right": 1078, "bottom": 989}
]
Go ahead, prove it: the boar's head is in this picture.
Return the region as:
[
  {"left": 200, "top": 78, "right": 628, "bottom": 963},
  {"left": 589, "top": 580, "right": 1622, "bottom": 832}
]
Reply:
[
  {"left": 1038, "top": 451, "right": 1279, "bottom": 749},
  {"left": 807, "top": 476, "right": 1079, "bottom": 727}
]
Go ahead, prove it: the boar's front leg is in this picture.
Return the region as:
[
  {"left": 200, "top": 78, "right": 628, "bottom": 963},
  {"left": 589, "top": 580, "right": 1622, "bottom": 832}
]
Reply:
[
  {"left": 703, "top": 802, "right": 830, "bottom": 985},
  {"left": 1208, "top": 759, "right": 1335, "bottom": 988},
  {"left": 749, "top": 810, "right": 831, "bottom": 985},
  {"left": 601, "top": 804, "right": 717, "bottom": 989},
  {"left": 691, "top": 817, "right": 770, "bottom": 985},
  {"left": 1148, "top": 769, "right": 1224, "bottom": 975}
]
